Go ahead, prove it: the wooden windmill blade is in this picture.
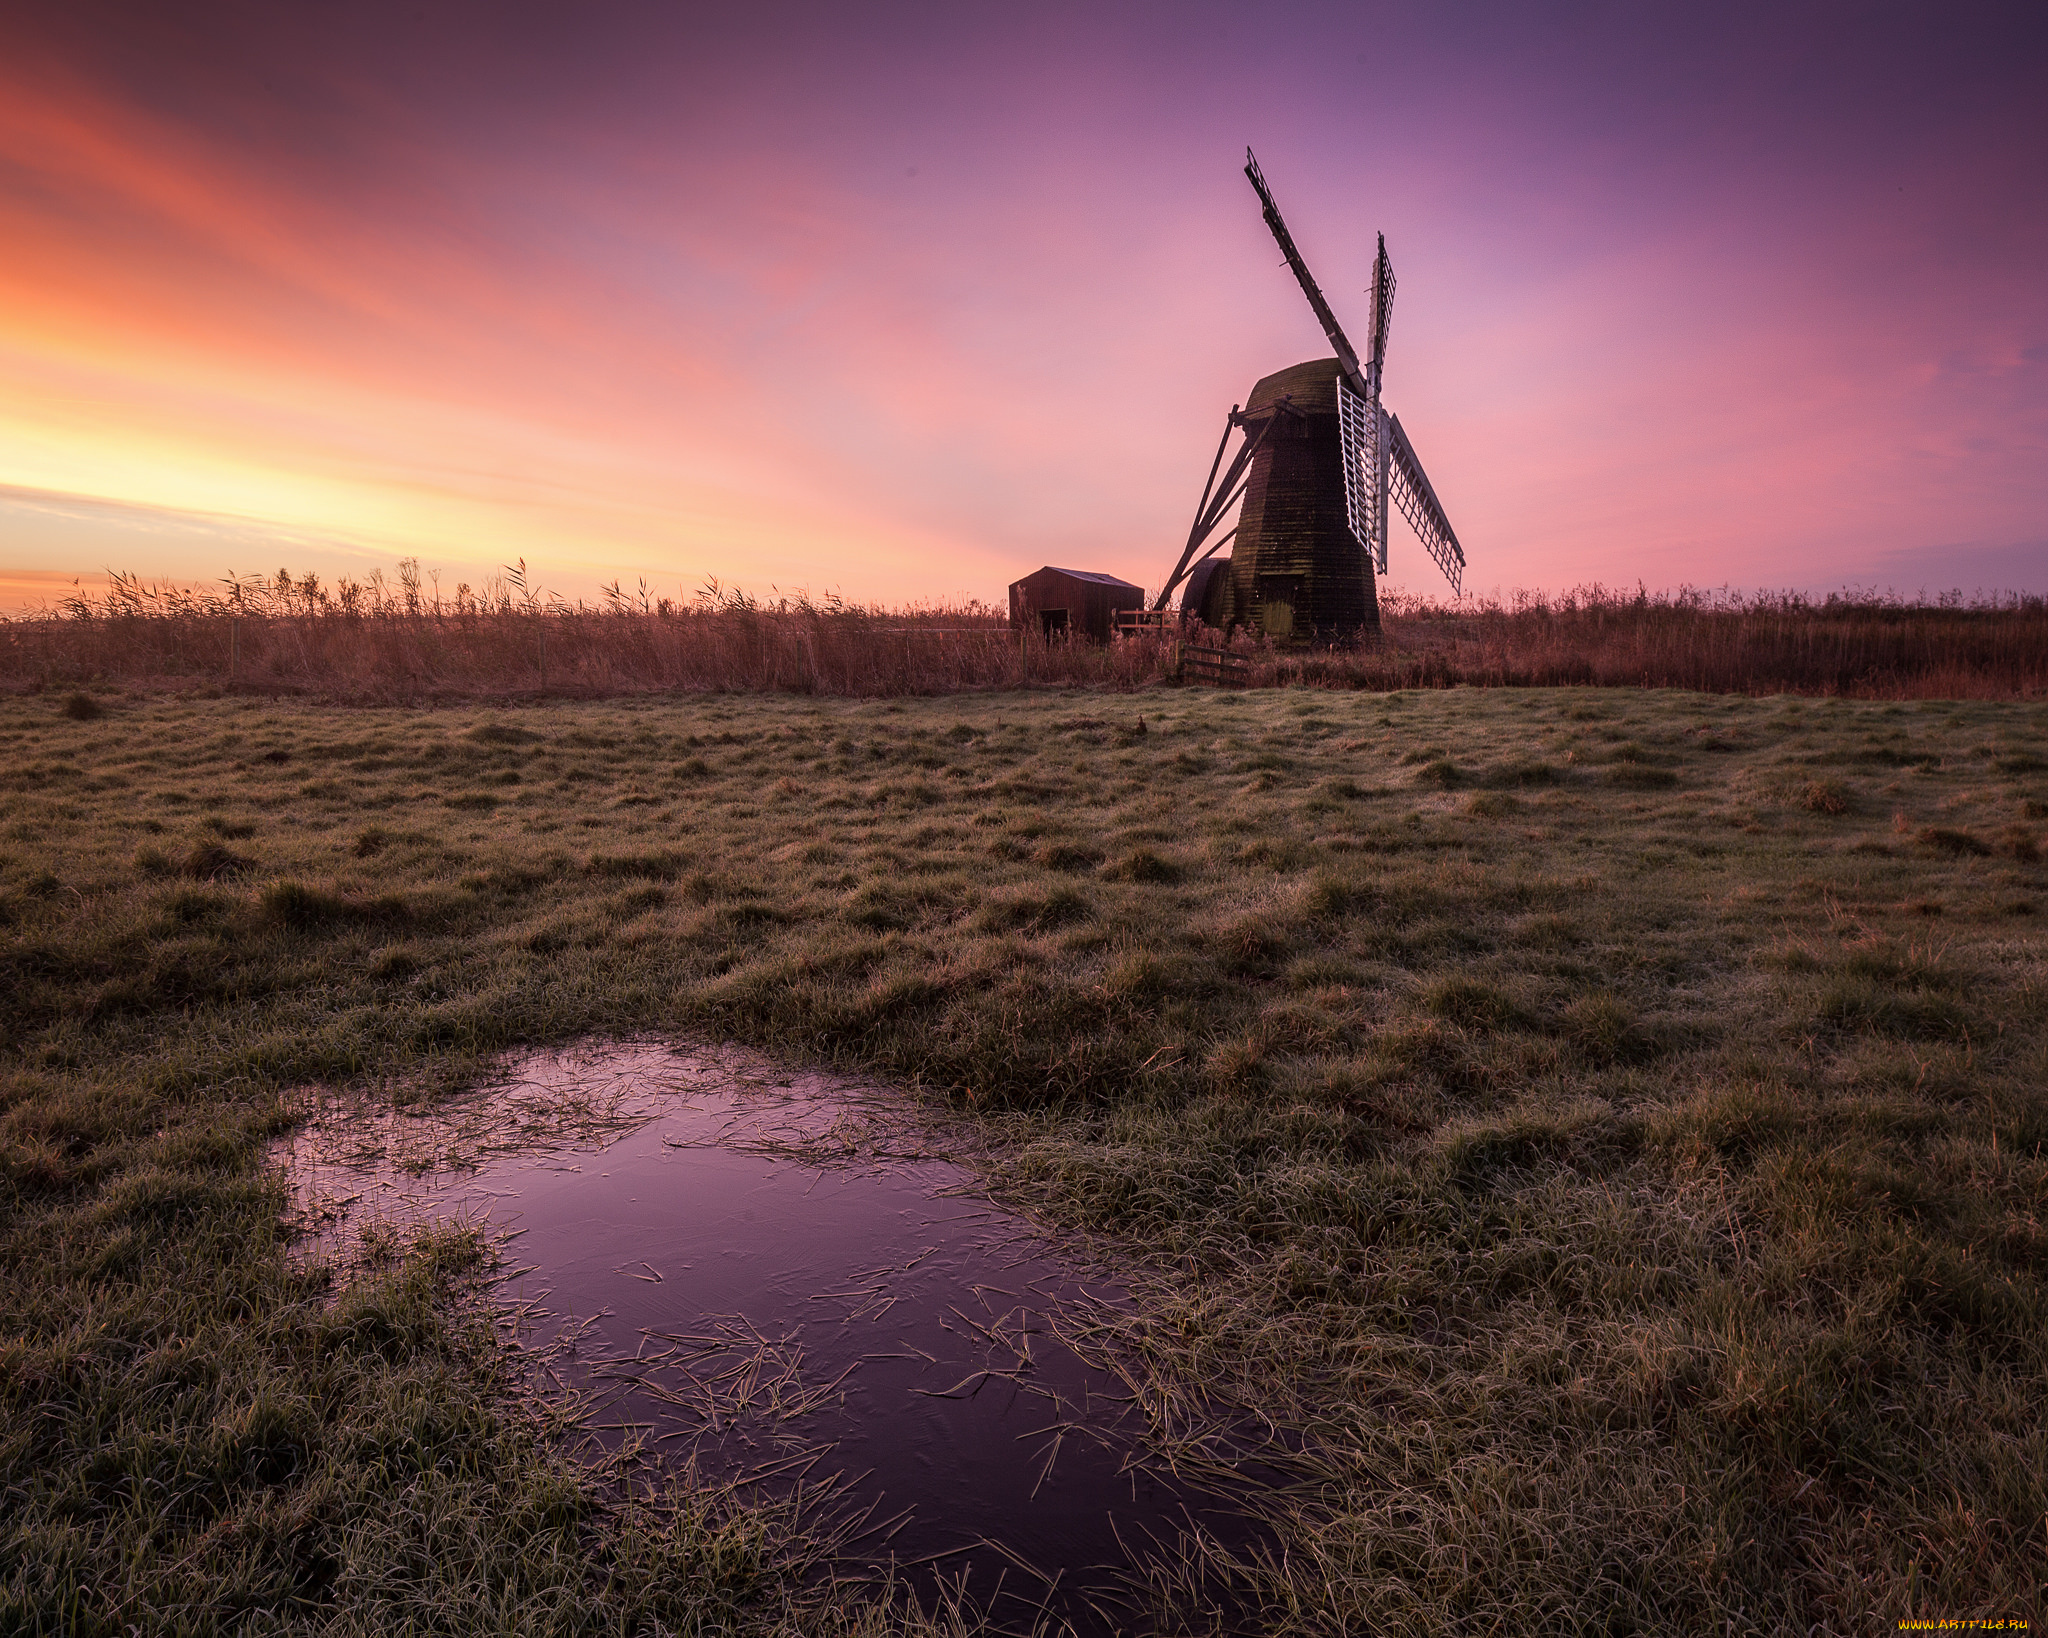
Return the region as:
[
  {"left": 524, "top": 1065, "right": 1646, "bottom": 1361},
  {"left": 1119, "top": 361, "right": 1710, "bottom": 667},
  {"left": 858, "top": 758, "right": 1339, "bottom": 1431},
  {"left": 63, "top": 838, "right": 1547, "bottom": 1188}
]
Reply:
[
  {"left": 1337, "top": 376, "right": 1387, "bottom": 575},
  {"left": 1366, "top": 234, "right": 1395, "bottom": 395},
  {"left": 1384, "top": 410, "right": 1467, "bottom": 595},
  {"left": 1245, "top": 149, "right": 1367, "bottom": 393}
]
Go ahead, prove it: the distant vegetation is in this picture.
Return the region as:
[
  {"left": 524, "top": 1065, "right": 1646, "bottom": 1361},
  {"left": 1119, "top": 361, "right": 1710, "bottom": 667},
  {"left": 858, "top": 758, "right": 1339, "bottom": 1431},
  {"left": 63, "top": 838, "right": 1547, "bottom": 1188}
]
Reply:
[{"left": 4, "top": 564, "right": 2044, "bottom": 700}]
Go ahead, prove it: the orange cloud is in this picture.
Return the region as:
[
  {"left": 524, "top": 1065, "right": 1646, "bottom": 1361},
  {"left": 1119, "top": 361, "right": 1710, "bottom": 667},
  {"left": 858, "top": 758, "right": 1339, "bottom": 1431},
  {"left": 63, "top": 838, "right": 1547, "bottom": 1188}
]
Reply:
[{"left": 1, "top": 12, "right": 2041, "bottom": 616}]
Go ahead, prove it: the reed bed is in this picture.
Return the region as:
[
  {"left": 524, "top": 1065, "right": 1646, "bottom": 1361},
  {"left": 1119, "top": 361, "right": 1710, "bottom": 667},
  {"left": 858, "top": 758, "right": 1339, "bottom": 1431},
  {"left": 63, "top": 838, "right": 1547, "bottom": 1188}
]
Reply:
[
  {"left": 4, "top": 568, "right": 2043, "bottom": 701},
  {"left": 0, "top": 567, "right": 1156, "bottom": 700},
  {"left": 1345, "top": 586, "right": 2048, "bottom": 699}
]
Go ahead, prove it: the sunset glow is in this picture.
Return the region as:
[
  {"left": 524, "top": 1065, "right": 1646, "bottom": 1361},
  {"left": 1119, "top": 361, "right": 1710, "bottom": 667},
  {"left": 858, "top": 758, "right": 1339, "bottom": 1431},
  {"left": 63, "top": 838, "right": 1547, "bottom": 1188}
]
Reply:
[{"left": 2, "top": 1, "right": 2043, "bottom": 611}]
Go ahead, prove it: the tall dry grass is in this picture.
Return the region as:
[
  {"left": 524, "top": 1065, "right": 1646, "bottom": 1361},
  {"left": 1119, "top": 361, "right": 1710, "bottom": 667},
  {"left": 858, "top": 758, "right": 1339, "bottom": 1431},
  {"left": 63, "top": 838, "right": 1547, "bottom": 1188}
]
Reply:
[
  {"left": 1359, "top": 585, "right": 2048, "bottom": 699},
  {"left": 0, "top": 563, "right": 1163, "bottom": 699},
  {"left": 3, "top": 565, "right": 2043, "bottom": 699}
]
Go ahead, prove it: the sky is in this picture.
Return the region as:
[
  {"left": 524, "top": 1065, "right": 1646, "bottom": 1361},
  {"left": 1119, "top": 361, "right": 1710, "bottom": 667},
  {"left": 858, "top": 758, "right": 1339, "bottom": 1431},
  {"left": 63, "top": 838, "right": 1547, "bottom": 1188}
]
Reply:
[{"left": 0, "top": 0, "right": 2043, "bottom": 613}]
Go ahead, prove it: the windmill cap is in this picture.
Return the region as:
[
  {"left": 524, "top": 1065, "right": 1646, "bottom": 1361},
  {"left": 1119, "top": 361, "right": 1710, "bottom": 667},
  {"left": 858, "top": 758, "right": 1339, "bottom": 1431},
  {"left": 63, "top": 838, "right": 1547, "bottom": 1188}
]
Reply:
[{"left": 1244, "top": 357, "right": 1344, "bottom": 417}]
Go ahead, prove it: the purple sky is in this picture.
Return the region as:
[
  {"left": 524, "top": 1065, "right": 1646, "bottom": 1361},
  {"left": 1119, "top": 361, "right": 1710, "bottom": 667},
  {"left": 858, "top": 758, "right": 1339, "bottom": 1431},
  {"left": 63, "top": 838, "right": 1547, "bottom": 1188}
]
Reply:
[{"left": 1, "top": 0, "right": 2042, "bottom": 610}]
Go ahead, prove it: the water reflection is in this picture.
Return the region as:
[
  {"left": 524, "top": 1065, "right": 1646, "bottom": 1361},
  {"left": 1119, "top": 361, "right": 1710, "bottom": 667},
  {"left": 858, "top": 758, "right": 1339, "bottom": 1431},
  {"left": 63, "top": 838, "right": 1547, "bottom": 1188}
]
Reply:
[{"left": 276, "top": 1041, "right": 1252, "bottom": 1634}]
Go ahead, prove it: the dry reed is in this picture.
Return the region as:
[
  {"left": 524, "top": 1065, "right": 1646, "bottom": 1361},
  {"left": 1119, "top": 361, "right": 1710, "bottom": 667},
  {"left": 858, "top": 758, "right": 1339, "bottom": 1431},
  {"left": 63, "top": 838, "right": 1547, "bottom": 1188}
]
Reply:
[
  {"left": 1358, "top": 585, "right": 2048, "bottom": 699},
  {"left": 4, "top": 565, "right": 2044, "bottom": 701},
  {"left": 0, "top": 564, "right": 1156, "bottom": 700}
]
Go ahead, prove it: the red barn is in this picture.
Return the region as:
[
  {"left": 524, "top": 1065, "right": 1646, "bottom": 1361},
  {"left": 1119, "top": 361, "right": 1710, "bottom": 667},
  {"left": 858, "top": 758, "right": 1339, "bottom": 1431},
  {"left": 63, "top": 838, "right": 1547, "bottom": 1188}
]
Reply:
[{"left": 1006, "top": 566, "right": 1145, "bottom": 643}]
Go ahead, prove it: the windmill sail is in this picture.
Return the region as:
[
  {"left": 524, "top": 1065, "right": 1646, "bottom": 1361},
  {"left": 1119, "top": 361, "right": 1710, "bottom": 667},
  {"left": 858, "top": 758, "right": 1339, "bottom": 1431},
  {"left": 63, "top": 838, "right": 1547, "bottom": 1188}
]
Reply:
[
  {"left": 1366, "top": 234, "right": 1395, "bottom": 394},
  {"left": 1385, "top": 412, "right": 1466, "bottom": 595},
  {"left": 1336, "top": 376, "right": 1388, "bottom": 575},
  {"left": 1245, "top": 151, "right": 1366, "bottom": 393},
  {"left": 1341, "top": 234, "right": 1396, "bottom": 575}
]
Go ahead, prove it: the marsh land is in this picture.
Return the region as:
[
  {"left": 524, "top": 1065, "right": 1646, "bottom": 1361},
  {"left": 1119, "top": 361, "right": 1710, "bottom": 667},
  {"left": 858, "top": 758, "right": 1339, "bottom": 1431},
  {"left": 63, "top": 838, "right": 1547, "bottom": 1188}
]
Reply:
[{"left": 3, "top": 683, "right": 2044, "bottom": 1633}]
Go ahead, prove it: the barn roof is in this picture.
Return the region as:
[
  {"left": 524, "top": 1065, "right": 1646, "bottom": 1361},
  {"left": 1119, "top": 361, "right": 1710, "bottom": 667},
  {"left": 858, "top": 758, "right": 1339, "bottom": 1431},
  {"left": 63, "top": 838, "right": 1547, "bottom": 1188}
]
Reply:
[{"left": 1016, "top": 567, "right": 1142, "bottom": 589}]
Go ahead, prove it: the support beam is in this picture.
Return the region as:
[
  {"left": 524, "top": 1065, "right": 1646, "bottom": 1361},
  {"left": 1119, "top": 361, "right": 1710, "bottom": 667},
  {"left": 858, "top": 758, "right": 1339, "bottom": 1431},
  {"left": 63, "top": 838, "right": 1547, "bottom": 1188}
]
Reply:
[{"left": 1153, "top": 406, "right": 1285, "bottom": 611}]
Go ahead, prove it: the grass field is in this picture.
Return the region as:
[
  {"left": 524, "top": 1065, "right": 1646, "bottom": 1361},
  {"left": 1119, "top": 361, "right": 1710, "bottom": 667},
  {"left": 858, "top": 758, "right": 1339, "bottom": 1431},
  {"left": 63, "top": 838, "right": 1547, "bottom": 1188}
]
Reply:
[{"left": 3, "top": 681, "right": 2045, "bottom": 1632}]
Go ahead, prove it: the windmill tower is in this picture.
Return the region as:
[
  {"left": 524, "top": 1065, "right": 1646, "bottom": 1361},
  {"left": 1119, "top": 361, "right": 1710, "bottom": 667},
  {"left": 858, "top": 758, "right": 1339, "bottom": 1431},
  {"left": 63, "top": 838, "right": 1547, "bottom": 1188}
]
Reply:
[{"left": 1156, "top": 151, "right": 1467, "bottom": 642}]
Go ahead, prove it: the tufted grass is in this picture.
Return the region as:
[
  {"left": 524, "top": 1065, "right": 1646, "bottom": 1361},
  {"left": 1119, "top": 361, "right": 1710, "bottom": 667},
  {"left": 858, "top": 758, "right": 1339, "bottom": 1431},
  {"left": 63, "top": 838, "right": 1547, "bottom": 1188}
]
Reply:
[{"left": 2, "top": 682, "right": 2046, "bottom": 1631}]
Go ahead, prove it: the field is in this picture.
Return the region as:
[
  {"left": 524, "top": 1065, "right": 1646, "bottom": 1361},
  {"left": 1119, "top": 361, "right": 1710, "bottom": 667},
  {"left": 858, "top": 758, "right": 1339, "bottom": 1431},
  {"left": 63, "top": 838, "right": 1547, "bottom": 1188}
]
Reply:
[{"left": 3, "top": 680, "right": 2046, "bottom": 1633}]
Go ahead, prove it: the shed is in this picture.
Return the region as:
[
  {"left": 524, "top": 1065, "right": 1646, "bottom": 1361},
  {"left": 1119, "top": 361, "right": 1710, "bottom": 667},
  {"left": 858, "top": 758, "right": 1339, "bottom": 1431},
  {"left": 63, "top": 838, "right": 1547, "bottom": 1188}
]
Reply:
[{"left": 1007, "top": 567, "right": 1145, "bottom": 643}]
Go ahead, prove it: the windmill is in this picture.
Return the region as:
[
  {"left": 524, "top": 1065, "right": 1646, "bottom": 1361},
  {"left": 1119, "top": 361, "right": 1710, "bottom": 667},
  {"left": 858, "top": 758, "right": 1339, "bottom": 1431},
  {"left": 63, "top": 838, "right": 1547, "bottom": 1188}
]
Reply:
[{"left": 1155, "top": 150, "right": 1466, "bottom": 641}]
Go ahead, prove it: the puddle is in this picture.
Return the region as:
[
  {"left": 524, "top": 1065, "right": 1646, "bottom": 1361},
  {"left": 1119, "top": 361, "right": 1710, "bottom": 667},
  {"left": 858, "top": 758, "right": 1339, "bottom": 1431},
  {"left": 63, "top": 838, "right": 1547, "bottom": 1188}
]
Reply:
[{"left": 276, "top": 1041, "right": 1262, "bottom": 1634}]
